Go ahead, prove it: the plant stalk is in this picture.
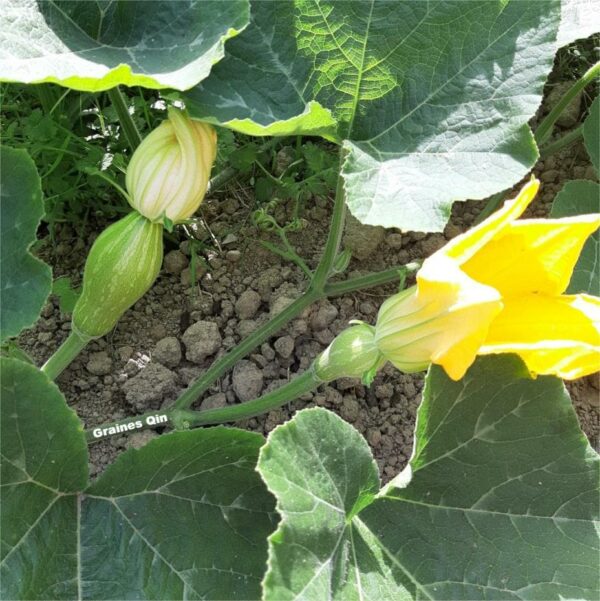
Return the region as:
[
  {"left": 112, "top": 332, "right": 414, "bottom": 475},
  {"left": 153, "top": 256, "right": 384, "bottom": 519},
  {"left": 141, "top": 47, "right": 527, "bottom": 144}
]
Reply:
[
  {"left": 86, "top": 369, "right": 321, "bottom": 443},
  {"left": 535, "top": 62, "right": 600, "bottom": 146},
  {"left": 107, "top": 86, "right": 143, "bottom": 151},
  {"left": 41, "top": 330, "right": 91, "bottom": 380},
  {"left": 171, "top": 152, "right": 349, "bottom": 411},
  {"left": 539, "top": 125, "right": 584, "bottom": 159},
  {"left": 171, "top": 369, "right": 320, "bottom": 429}
]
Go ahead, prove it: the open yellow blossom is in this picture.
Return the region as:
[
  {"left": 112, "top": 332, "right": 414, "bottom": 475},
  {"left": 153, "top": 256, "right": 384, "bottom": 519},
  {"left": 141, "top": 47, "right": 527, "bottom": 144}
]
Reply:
[{"left": 375, "top": 178, "right": 600, "bottom": 380}]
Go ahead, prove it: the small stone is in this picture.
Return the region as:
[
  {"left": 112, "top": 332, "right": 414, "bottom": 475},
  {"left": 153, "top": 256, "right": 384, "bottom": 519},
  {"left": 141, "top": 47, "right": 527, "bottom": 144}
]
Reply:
[
  {"left": 375, "top": 383, "right": 394, "bottom": 399},
  {"left": 311, "top": 301, "right": 338, "bottom": 331},
  {"left": 86, "top": 351, "right": 112, "bottom": 376},
  {"left": 343, "top": 213, "right": 385, "bottom": 260},
  {"left": 126, "top": 430, "right": 159, "bottom": 450},
  {"left": 153, "top": 337, "right": 182, "bottom": 368},
  {"left": 367, "top": 428, "right": 382, "bottom": 447},
  {"left": 540, "top": 169, "right": 559, "bottom": 183},
  {"left": 270, "top": 294, "right": 296, "bottom": 317},
  {"left": 238, "top": 319, "right": 259, "bottom": 338},
  {"left": 314, "top": 329, "right": 334, "bottom": 345},
  {"left": 232, "top": 360, "right": 264, "bottom": 402},
  {"left": 419, "top": 234, "right": 446, "bottom": 256},
  {"left": 150, "top": 323, "right": 168, "bottom": 341},
  {"left": 235, "top": 289, "right": 262, "bottom": 319},
  {"left": 118, "top": 346, "right": 134, "bottom": 362},
  {"left": 261, "top": 343, "right": 275, "bottom": 361},
  {"left": 122, "top": 363, "right": 178, "bottom": 411},
  {"left": 200, "top": 392, "right": 228, "bottom": 410},
  {"left": 182, "top": 321, "right": 222, "bottom": 363},
  {"left": 274, "top": 335, "right": 295, "bottom": 358},
  {"left": 385, "top": 233, "right": 403, "bottom": 249},
  {"left": 180, "top": 265, "right": 206, "bottom": 286},
  {"left": 340, "top": 397, "right": 360, "bottom": 421},
  {"left": 164, "top": 250, "right": 189, "bottom": 275},
  {"left": 226, "top": 250, "right": 242, "bottom": 262}
]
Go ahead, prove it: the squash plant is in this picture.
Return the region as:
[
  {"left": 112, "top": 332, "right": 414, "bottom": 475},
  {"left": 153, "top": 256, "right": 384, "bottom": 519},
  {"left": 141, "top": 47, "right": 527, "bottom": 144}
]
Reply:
[{"left": 1, "top": 1, "right": 599, "bottom": 600}]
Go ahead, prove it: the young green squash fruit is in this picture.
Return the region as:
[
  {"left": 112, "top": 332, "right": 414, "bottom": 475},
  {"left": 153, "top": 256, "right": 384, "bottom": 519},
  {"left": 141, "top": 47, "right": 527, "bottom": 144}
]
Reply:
[{"left": 72, "top": 211, "right": 163, "bottom": 338}]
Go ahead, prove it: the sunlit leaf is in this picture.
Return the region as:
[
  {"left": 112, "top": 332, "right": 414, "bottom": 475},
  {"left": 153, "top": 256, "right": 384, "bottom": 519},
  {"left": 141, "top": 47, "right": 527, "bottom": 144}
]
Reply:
[
  {"left": 258, "top": 355, "right": 599, "bottom": 600},
  {"left": 185, "top": 0, "right": 560, "bottom": 231}
]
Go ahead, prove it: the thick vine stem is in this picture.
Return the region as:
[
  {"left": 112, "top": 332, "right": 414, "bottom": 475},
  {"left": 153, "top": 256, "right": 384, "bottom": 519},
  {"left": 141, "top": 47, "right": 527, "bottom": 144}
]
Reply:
[
  {"left": 107, "top": 86, "right": 143, "bottom": 151},
  {"left": 539, "top": 125, "right": 583, "bottom": 158},
  {"left": 535, "top": 62, "right": 600, "bottom": 145},
  {"left": 171, "top": 369, "right": 321, "bottom": 429},
  {"left": 41, "top": 330, "right": 92, "bottom": 380},
  {"left": 86, "top": 369, "right": 321, "bottom": 443}
]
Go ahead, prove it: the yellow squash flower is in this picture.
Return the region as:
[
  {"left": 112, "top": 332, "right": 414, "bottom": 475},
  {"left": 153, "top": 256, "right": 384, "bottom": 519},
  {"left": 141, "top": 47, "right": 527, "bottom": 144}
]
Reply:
[
  {"left": 126, "top": 108, "right": 217, "bottom": 224},
  {"left": 375, "top": 178, "right": 600, "bottom": 380}
]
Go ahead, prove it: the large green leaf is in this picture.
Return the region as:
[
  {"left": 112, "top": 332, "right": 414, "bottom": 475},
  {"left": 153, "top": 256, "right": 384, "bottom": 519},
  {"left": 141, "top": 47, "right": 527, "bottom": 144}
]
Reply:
[
  {"left": 1, "top": 358, "right": 277, "bottom": 600},
  {"left": 184, "top": 0, "right": 560, "bottom": 231},
  {"left": 583, "top": 96, "right": 599, "bottom": 174},
  {"left": 557, "top": 0, "right": 600, "bottom": 47},
  {"left": 0, "top": 147, "right": 52, "bottom": 343},
  {"left": 550, "top": 180, "right": 599, "bottom": 295},
  {"left": 258, "top": 356, "right": 599, "bottom": 600},
  {"left": 0, "top": 0, "right": 249, "bottom": 92}
]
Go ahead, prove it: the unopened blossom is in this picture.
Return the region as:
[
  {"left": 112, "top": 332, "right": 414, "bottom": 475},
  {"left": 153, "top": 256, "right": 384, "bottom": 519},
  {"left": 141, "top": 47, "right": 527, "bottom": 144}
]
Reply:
[{"left": 126, "top": 108, "right": 217, "bottom": 223}]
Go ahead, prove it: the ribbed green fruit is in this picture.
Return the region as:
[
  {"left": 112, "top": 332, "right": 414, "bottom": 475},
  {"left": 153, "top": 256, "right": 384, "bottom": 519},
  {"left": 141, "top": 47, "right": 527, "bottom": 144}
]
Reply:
[{"left": 72, "top": 211, "right": 163, "bottom": 338}]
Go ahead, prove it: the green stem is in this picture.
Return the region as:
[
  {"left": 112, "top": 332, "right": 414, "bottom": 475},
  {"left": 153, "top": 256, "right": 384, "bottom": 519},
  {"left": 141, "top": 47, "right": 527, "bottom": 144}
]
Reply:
[
  {"left": 539, "top": 125, "right": 584, "bottom": 159},
  {"left": 325, "top": 266, "right": 411, "bottom": 297},
  {"left": 311, "top": 156, "right": 347, "bottom": 291},
  {"left": 107, "top": 86, "right": 142, "bottom": 151},
  {"left": 86, "top": 369, "right": 321, "bottom": 443},
  {"left": 41, "top": 331, "right": 91, "bottom": 380},
  {"left": 170, "top": 153, "right": 349, "bottom": 411},
  {"left": 171, "top": 290, "right": 320, "bottom": 409},
  {"left": 171, "top": 369, "right": 320, "bottom": 429},
  {"left": 535, "top": 62, "right": 600, "bottom": 146}
]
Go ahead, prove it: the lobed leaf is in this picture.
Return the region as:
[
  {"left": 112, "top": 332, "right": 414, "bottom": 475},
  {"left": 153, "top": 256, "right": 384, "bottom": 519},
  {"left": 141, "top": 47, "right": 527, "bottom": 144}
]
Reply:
[
  {"left": 1, "top": 358, "right": 277, "bottom": 600},
  {"left": 0, "top": 147, "right": 52, "bottom": 343},
  {"left": 0, "top": 0, "right": 249, "bottom": 91},
  {"left": 185, "top": 0, "right": 560, "bottom": 231},
  {"left": 258, "top": 355, "right": 599, "bottom": 600},
  {"left": 557, "top": 0, "right": 600, "bottom": 48}
]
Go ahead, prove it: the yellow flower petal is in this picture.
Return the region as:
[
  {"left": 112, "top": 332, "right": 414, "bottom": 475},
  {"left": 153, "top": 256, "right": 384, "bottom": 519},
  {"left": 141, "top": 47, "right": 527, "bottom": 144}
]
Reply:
[
  {"left": 436, "top": 178, "right": 540, "bottom": 265},
  {"left": 480, "top": 294, "right": 600, "bottom": 379},
  {"left": 462, "top": 215, "right": 600, "bottom": 297},
  {"left": 376, "top": 258, "right": 503, "bottom": 379}
]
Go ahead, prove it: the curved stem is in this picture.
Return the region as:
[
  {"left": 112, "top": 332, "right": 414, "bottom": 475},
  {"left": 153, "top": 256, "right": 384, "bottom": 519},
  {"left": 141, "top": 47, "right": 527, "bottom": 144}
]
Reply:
[
  {"left": 539, "top": 125, "right": 583, "bottom": 159},
  {"left": 535, "top": 62, "right": 600, "bottom": 146},
  {"left": 42, "top": 331, "right": 91, "bottom": 380},
  {"left": 171, "top": 370, "right": 320, "bottom": 429},
  {"left": 325, "top": 266, "right": 406, "bottom": 297},
  {"left": 170, "top": 150, "right": 349, "bottom": 411},
  {"left": 311, "top": 155, "right": 347, "bottom": 291},
  {"left": 171, "top": 290, "right": 320, "bottom": 409},
  {"left": 107, "top": 86, "right": 142, "bottom": 151}
]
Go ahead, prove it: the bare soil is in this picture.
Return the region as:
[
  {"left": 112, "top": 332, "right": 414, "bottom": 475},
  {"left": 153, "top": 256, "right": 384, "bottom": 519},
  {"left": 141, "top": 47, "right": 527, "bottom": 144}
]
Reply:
[{"left": 19, "top": 85, "right": 600, "bottom": 482}]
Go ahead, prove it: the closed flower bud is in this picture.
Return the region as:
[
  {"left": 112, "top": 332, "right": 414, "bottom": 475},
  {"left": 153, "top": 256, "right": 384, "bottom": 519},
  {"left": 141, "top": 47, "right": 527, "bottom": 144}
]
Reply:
[
  {"left": 125, "top": 108, "right": 217, "bottom": 224},
  {"left": 314, "top": 323, "right": 384, "bottom": 383},
  {"left": 72, "top": 212, "right": 163, "bottom": 338}
]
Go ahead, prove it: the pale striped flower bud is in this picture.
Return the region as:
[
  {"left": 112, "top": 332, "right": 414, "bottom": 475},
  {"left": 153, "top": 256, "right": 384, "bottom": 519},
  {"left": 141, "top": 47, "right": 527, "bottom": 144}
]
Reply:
[{"left": 126, "top": 108, "right": 217, "bottom": 224}]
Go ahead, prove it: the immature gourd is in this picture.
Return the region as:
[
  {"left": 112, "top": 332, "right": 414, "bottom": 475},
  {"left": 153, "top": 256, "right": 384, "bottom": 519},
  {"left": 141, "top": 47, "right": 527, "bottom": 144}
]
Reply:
[
  {"left": 314, "top": 323, "right": 384, "bottom": 383},
  {"left": 72, "top": 211, "right": 163, "bottom": 338},
  {"left": 125, "top": 108, "right": 217, "bottom": 224}
]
